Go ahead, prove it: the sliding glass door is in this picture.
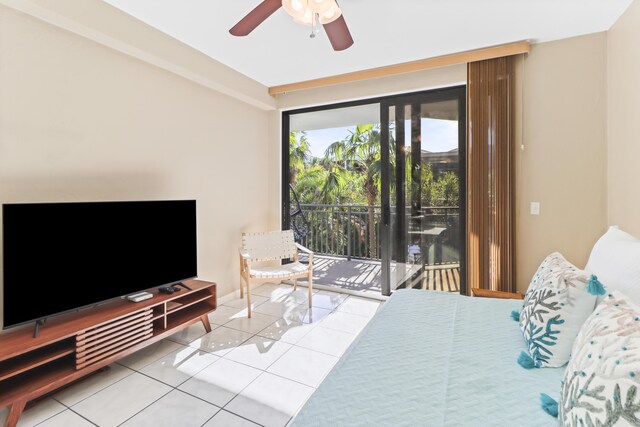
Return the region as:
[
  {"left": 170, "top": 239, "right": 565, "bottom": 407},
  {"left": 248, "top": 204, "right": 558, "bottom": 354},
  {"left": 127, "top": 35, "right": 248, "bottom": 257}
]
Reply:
[
  {"left": 380, "top": 87, "right": 466, "bottom": 295},
  {"left": 283, "top": 86, "right": 465, "bottom": 297}
]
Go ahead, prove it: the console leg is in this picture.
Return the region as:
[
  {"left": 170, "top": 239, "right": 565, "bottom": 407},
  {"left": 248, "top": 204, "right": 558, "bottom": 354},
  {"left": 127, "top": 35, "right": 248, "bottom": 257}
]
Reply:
[
  {"left": 5, "top": 399, "right": 26, "bottom": 427},
  {"left": 200, "top": 315, "right": 212, "bottom": 333}
]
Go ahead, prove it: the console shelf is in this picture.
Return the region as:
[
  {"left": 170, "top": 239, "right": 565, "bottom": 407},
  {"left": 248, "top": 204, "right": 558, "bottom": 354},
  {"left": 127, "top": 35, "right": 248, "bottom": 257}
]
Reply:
[
  {"left": 166, "top": 290, "right": 214, "bottom": 314},
  {"left": 165, "top": 300, "right": 215, "bottom": 331},
  {"left": 0, "top": 340, "right": 75, "bottom": 382},
  {"left": 0, "top": 279, "right": 216, "bottom": 427}
]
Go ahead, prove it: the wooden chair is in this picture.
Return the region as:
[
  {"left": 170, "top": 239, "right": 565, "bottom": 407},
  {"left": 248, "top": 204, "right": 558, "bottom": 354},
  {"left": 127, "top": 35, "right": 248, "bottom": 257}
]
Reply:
[{"left": 239, "top": 230, "right": 314, "bottom": 318}]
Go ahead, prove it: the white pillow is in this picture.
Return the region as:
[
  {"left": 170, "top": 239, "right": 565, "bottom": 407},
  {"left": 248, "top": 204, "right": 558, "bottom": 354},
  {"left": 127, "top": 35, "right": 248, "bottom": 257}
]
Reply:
[
  {"left": 586, "top": 226, "right": 640, "bottom": 304},
  {"left": 519, "top": 252, "right": 598, "bottom": 368},
  {"left": 559, "top": 291, "right": 640, "bottom": 426}
]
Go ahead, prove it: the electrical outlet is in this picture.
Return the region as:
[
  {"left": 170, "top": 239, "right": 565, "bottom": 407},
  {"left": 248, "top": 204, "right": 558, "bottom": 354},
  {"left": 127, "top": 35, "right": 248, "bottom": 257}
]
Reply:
[{"left": 530, "top": 202, "right": 541, "bottom": 216}]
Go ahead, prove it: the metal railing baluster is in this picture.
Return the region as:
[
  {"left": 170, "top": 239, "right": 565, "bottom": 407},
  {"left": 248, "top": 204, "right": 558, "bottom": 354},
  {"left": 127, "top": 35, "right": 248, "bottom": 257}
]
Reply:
[{"left": 291, "top": 204, "right": 458, "bottom": 262}]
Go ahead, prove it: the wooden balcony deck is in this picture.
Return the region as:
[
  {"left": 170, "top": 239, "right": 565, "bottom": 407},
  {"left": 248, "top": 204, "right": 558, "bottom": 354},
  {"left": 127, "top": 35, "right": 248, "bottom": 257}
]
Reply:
[
  {"left": 396, "top": 264, "right": 461, "bottom": 292},
  {"left": 298, "top": 253, "right": 460, "bottom": 297}
]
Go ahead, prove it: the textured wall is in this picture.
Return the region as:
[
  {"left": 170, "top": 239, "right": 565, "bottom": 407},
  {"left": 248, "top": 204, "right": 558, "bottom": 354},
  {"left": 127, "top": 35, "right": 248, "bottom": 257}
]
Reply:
[
  {"left": 514, "top": 34, "right": 608, "bottom": 291},
  {"left": 0, "top": 6, "right": 271, "bottom": 330},
  {"left": 607, "top": 0, "right": 640, "bottom": 238}
]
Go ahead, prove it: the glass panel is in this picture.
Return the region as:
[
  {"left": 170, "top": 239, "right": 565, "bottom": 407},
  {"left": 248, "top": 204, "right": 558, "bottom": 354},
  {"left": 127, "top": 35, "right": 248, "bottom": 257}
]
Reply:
[
  {"left": 415, "top": 99, "right": 461, "bottom": 292},
  {"left": 388, "top": 97, "right": 462, "bottom": 293},
  {"left": 287, "top": 103, "right": 382, "bottom": 296}
]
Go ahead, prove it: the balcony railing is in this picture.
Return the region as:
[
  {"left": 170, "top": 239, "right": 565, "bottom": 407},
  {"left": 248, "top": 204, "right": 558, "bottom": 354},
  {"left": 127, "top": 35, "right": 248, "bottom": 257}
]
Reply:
[{"left": 292, "top": 204, "right": 460, "bottom": 262}]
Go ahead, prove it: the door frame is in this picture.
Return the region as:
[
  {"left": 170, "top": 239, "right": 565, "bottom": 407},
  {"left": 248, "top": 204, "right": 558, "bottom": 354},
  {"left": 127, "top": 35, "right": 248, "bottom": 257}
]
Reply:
[
  {"left": 281, "top": 85, "right": 467, "bottom": 296},
  {"left": 380, "top": 86, "right": 467, "bottom": 296}
]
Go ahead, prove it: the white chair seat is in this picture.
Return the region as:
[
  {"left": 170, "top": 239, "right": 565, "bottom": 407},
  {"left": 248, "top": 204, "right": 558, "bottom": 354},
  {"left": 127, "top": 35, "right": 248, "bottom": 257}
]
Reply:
[
  {"left": 250, "top": 261, "right": 310, "bottom": 279},
  {"left": 240, "top": 230, "right": 314, "bottom": 318}
]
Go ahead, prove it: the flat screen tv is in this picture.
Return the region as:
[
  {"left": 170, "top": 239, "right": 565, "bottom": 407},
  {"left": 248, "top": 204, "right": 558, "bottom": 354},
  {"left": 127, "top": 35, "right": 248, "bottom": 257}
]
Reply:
[{"left": 2, "top": 200, "right": 197, "bottom": 329}]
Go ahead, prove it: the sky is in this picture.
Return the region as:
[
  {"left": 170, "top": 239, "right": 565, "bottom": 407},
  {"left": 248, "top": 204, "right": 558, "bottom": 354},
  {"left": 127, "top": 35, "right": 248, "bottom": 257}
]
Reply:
[{"left": 304, "top": 118, "right": 459, "bottom": 159}]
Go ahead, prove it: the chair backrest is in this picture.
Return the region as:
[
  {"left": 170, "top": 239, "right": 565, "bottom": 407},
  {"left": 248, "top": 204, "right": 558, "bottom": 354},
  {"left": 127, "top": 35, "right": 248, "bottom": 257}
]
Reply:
[{"left": 242, "top": 230, "right": 296, "bottom": 262}]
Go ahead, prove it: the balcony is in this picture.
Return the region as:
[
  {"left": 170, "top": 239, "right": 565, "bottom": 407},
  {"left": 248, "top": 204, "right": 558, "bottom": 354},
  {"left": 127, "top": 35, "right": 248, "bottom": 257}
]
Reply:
[{"left": 293, "top": 204, "right": 461, "bottom": 297}]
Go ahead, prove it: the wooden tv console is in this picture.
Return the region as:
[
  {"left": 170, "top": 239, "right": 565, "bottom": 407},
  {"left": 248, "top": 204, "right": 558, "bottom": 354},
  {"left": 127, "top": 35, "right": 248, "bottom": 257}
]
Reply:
[{"left": 0, "top": 279, "right": 216, "bottom": 427}]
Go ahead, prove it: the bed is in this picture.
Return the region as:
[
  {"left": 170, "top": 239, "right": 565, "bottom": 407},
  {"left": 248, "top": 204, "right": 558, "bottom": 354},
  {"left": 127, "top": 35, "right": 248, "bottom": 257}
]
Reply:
[{"left": 291, "top": 290, "right": 563, "bottom": 426}]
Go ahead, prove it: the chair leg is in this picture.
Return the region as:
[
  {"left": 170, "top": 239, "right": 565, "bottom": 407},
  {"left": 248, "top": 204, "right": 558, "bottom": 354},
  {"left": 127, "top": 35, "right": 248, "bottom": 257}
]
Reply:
[
  {"left": 308, "top": 272, "right": 313, "bottom": 308},
  {"left": 240, "top": 275, "right": 244, "bottom": 299},
  {"left": 247, "top": 282, "right": 252, "bottom": 319},
  {"left": 294, "top": 278, "right": 298, "bottom": 290}
]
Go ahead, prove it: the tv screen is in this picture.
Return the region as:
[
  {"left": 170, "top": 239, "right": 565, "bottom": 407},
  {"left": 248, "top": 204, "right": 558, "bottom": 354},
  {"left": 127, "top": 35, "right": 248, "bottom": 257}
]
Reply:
[{"left": 2, "top": 200, "right": 197, "bottom": 329}]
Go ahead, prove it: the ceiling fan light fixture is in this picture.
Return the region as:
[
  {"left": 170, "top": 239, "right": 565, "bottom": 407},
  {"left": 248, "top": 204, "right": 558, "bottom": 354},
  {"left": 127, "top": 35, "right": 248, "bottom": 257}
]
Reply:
[
  {"left": 282, "top": 0, "right": 306, "bottom": 19},
  {"left": 229, "top": 0, "right": 353, "bottom": 51},
  {"left": 292, "top": 7, "right": 315, "bottom": 26},
  {"left": 308, "top": 0, "right": 333, "bottom": 14},
  {"left": 318, "top": 3, "right": 342, "bottom": 24}
]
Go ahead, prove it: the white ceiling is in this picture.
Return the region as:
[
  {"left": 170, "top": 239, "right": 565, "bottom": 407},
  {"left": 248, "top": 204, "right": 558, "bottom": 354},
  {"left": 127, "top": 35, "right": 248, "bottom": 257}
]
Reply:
[{"left": 101, "top": 0, "right": 631, "bottom": 87}]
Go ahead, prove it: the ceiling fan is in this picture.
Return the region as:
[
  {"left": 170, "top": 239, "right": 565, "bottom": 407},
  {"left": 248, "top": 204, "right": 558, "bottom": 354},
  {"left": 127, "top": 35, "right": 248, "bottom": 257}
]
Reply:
[{"left": 229, "top": 0, "right": 354, "bottom": 51}]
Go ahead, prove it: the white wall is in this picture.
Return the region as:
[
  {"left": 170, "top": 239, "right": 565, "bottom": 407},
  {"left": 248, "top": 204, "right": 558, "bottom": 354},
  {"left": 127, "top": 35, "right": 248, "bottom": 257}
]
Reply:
[
  {"left": 0, "top": 5, "right": 271, "bottom": 329},
  {"left": 607, "top": 0, "right": 640, "bottom": 237},
  {"left": 0, "top": 0, "right": 625, "bottom": 331},
  {"left": 273, "top": 34, "right": 609, "bottom": 293},
  {"left": 514, "top": 34, "right": 608, "bottom": 291}
]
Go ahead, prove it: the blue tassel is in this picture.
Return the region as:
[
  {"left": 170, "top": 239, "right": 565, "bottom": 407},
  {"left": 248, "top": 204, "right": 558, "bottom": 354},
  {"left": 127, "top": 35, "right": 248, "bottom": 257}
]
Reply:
[
  {"left": 540, "top": 393, "right": 559, "bottom": 418},
  {"left": 511, "top": 310, "right": 521, "bottom": 321},
  {"left": 518, "top": 351, "right": 536, "bottom": 369},
  {"left": 587, "top": 275, "right": 606, "bottom": 296}
]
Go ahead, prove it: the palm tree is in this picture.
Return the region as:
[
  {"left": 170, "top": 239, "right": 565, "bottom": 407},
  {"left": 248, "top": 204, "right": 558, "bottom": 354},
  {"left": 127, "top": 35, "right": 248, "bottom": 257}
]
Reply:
[
  {"left": 289, "top": 132, "right": 310, "bottom": 185},
  {"left": 324, "top": 124, "right": 382, "bottom": 258}
]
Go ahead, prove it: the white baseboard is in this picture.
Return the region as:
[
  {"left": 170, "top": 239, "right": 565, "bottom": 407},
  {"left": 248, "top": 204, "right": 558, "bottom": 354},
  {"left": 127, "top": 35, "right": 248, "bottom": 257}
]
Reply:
[
  {"left": 216, "top": 289, "right": 241, "bottom": 305},
  {"left": 282, "top": 280, "right": 388, "bottom": 301},
  {"left": 216, "top": 280, "right": 388, "bottom": 303}
]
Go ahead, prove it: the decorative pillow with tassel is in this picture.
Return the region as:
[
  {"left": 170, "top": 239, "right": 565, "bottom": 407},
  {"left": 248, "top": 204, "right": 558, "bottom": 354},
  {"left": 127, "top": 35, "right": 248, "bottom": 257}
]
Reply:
[
  {"left": 559, "top": 291, "right": 640, "bottom": 426},
  {"left": 518, "top": 252, "right": 604, "bottom": 369}
]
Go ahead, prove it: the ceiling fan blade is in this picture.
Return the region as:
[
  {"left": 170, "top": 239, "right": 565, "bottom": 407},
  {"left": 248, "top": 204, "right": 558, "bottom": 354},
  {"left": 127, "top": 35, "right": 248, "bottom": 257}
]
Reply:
[
  {"left": 323, "top": 15, "right": 354, "bottom": 51},
  {"left": 229, "top": 0, "right": 282, "bottom": 36}
]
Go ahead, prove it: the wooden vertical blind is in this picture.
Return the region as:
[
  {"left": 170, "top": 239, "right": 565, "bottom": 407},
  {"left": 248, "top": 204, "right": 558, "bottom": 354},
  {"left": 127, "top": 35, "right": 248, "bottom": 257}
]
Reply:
[{"left": 466, "top": 56, "right": 516, "bottom": 294}]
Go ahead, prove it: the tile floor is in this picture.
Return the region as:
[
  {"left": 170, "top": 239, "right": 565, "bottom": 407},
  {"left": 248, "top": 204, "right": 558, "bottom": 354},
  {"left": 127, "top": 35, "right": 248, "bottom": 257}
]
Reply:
[{"left": 0, "top": 284, "right": 382, "bottom": 427}]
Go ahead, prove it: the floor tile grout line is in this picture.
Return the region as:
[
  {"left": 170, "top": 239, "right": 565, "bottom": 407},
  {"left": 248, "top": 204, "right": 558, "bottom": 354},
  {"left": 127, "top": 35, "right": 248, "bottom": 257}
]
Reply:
[
  {"left": 253, "top": 323, "right": 318, "bottom": 347},
  {"left": 210, "top": 338, "right": 324, "bottom": 389},
  {"left": 134, "top": 358, "right": 218, "bottom": 392},
  {"left": 121, "top": 340, "right": 207, "bottom": 372},
  {"left": 214, "top": 407, "right": 268, "bottom": 427},
  {"left": 181, "top": 327, "right": 258, "bottom": 358},
  {"left": 210, "top": 321, "right": 279, "bottom": 337},
  {"left": 191, "top": 326, "right": 322, "bottom": 425},
  {"left": 124, "top": 352, "right": 249, "bottom": 426},
  {"left": 123, "top": 344, "right": 262, "bottom": 425},
  {"left": 66, "top": 407, "right": 100, "bottom": 426},
  {"left": 199, "top": 411, "right": 219, "bottom": 427},
  {"left": 33, "top": 287, "right": 374, "bottom": 427},
  {"left": 203, "top": 293, "right": 352, "bottom": 425},
  {"left": 52, "top": 367, "right": 137, "bottom": 410},
  {"left": 217, "top": 370, "right": 284, "bottom": 424},
  {"left": 312, "top": 321, "right": 368, "bottom": 336},
  {"left": 114, "top": 387, "right": 174, "bottom": 427},
  {"left": 29, "top": 405, "right": 67, "bottom": 427},
  {"left": 212, "top": 299, "right": 347, "bottom": 372},
  {"left": 169, "top": 326, "right": 322, "bottom": 386},
  {"left": 62, "top": 361, "right": 199, "bottom": 425}
]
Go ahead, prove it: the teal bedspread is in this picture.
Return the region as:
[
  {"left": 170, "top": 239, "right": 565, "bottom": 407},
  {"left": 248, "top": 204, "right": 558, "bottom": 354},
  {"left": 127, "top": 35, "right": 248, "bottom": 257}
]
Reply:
[{"left": 291, "top": 290, "right": 563, "bottom": 426}]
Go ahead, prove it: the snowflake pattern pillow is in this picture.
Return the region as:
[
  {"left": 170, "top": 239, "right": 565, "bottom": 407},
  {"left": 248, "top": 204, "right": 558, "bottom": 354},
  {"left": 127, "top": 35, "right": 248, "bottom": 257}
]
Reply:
[
  {"left": 559, "top": 291, "right": 640, "bottom": 426},
  {"left": 519, "top": 252, "right": 598, "bottom": 368}
]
